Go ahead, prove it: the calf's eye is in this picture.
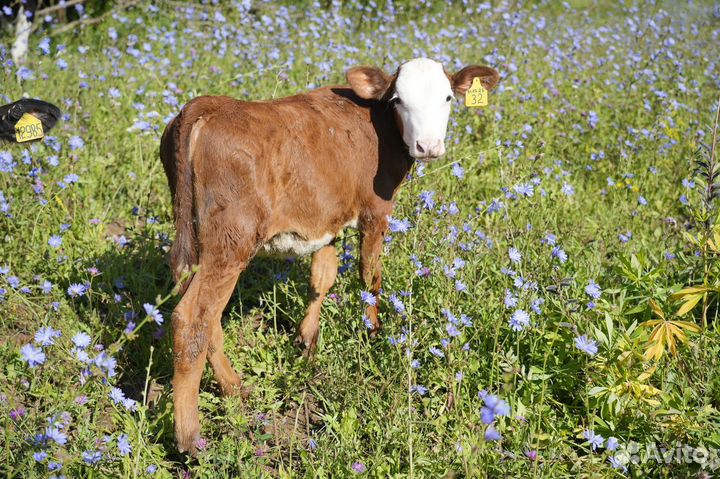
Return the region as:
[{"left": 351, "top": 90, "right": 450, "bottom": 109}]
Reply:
[{"left": 446, "top": 95, "right": 453, "bottom": 102}]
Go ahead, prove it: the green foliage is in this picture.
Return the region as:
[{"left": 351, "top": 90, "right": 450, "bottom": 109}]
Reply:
[{"left": 1, "top": 1, "right": 720, "bottom": 478}]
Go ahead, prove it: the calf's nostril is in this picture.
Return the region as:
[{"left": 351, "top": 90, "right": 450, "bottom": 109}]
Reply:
[{"left": 415, "top": 141, "right": 425, "bottom": 153}]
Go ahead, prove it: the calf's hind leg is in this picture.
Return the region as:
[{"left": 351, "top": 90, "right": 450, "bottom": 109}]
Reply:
[{"left": 172, "top": 258, "right": 244, "bottom": 455}]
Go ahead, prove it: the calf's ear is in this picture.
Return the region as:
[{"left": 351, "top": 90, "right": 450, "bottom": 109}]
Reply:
[
  {"left": 451, "top": 65, "right": 500, "bottom": 96},
  {"left": 347, "top": 66, "right": 391, "bottom": 100}
]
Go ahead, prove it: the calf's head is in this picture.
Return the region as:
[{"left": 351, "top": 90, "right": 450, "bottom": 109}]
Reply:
[{"left": 347, "top": 58, "right": 499, "bottom": 160}]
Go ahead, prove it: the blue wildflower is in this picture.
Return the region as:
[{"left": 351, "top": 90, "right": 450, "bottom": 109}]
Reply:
[
  {"left": 360, "top": 291, "right": 376, "bottom": 306},
  {"left": 143, "top": 303, "right": 163, "bottom": 325},
  {"left": 20, "top": 343, "right": 46, "bottom": 367},
  {"left": 508, "top": 309, "right": 530, "bottom": 331},
  {"left": 574, "top": 335, "right": 598, "bottom": 356},
  {"left": 583, "top": 429, "right": 604, "bottom": 451},
  {"left": 585, "top": 280, "right": 601, "bottom": 299},
  {"left": 35, "top": 326, "right": 61, "bottom": 346}
]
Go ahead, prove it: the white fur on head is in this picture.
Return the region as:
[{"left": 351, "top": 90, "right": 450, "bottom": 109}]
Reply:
[{"left": 392, "top": 58, "right": 453, "bottom": 159}]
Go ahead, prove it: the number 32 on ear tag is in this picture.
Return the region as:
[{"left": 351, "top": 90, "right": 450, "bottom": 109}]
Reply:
[
  {"left": 465, "top": 77, "right": 488, "bottom": 108},
  {"left": 15, "top": 113, "right": 44, "bottom": 142}
]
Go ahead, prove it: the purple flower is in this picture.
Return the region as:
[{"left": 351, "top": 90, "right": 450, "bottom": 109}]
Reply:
[
  {"left": 574, "top": 335, "right": 598, "bottom": 356},
  {"left": 351, "top": 462, "right": 367, "bottom": 473},
  {"left": 583, "top": 429, "right": 604, "bottom": 451},
  {"left": 411, "top": 384, "right": 428, "bottom": 395},
  {"left": 118, "top": 434, "right": 131, "bottom": 456},
  {"left": 45, "top": 426, "right": 67, "bottom": 445},
  {"left": 41, "top": 280, "right": 53, "bottom": 294},
  {"left": 607, "top": 437, "right": 619, "bottom": 451},
  {"left": 585, "top": 280, "right": 601, "bottom": 299},
  {"left": 360, "top": 291, "right": 376, "bottom": 306},
  {"left": 143, "top": 303, "right": 164, "bottom": 325},
  {"left": 48, "top": 235, "right": 62, "bottom": 248},
  {"left": 508, "top": 247, "right": 522, "bottom": 263},
  {"left": 68, "top": 136, "right": 85, "bottom": 151},
  {"left": 452, "top": 163, "right": 465, "bottom": 179},
  {"left": 388, "top": 294, "right": 406, "bottom": 313},
  {"left": 20, "top": 343, "right": 46, "bottom": 367},
  {"left": 109, "top": 387, "right": 125, "bottom": 404},
  {"left": 446, "top": 323, "right": 461, "bottom": 337},
  {"left": 82, "top": 450, "right": 102, "bottom": 465},
  {"left": 508, "top": 309, "right": 530, "bottom": 332},
  {"left": 64, "top": 173, "right": 79, "bottom": 184},
  {"left": 35, "top": 326, "right": 61, "bottom": 346},
  {"left": 387, "top": 216, "right": 411, "bottom": 233},
  {"left": 72, "top": 331, "right": 91, "bottom": 348},
  {"left": 551, "top": 246, "right": 567, "bottom": 263},
  {"left": 67, "top": 283, "right": 87, "bottom": 298},
  {"left": 429, "top": 346, "right": 445, "bottom": 358},
  {"left": 485, "top": 426, "right": 502, "bottom": 441}
]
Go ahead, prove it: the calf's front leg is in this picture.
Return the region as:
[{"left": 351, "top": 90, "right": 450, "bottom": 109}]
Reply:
[
  {"left": 359, "top": 218, "right": 388, "bottom": 336},
  {"left": 297, "top": 244, "right": 338, "bottom": 353}
]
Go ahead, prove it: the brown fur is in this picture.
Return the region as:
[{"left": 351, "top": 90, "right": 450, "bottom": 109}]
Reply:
[{"left": 159, "top": 61, "right": 499, "bottom": 454}]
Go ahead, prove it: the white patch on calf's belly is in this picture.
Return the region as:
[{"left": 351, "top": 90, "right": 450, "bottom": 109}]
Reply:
[
  {"left": 258, "top": 217, "right": 358, "bottom": 258},
  {"left": 260, "top": 232, "right": 335, "bottom": 258}
]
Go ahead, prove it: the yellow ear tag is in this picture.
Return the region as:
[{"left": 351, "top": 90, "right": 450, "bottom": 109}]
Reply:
[
  {"left": 15, "top": 113, "right": 44, "bottom": 142},
  {"left": 465, "top": 77, "right": 488, "bottom": 108}
]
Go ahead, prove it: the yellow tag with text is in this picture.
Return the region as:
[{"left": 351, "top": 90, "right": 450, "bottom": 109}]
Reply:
[
  {"left": 465, "top": 77, "right": 488, "bottom": 107},
  {"left": 14, "top": 113, "right": 44, "bottom": 142}
]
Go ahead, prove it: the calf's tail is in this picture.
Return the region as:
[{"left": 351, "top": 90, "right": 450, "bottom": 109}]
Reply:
[{"left": 160, "top": 110, "right": 199, "bottom": 295}]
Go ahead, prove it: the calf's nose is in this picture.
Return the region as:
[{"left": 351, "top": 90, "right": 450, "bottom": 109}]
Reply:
[{"left": 415, "top": 139, "right": 445, "bottom": 158}]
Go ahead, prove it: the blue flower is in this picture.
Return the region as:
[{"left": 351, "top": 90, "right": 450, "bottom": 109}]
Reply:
[
  {"left": 607, "top": 436, "right": 619, "bottom": 451},
  {"left": 143, "top": 303, "right": 164, "bottom": 325},
  {"left": 118, "top": 434, "right": 131, "bottom": 456},
  {"left": 451, "top": 163, "right": 465, "bottom": 179},
  {"left": 411, "top": 385, "right": 428, "bottom": 395},
  {"left": 508, "top": 247, "right": 522, "bottom": 263},
  {"left": 508, "top": 309, "right": 530, "bottom": 332},
  {"left": 504, "top": 290, "right": 518, "bottom": 309},
  {"left": 429, "top": 346, "right": 445, "bottom": 358},
  {"left": 45, "top": 426, "right": 67, "bottom": 445},
  {"left": 551, "top": 246, "right": 567, "bottom": 263},
  {"left": 109, "top": 387, "right": 125, "bottom": 404},
  {"left": 388, "top": 294, "right": 405, "bottom": 313},
  {"left": 484, "top": 426, "right": 502, "bottom": 441},
  {"left": 68, "top": 136, "right": 85, "bottom": 151},
  {"left": 583, "top": 429, "right": 604, "bottom": 451},
  {"left": 82, "top": 450, "right": 102, "bottom": 465},
  {"left": 20, "top": 343, "right": 46, "bottom": 367},
  {"left": 418, "top": 190, "right": 436, "bottom": 209},
  {"left": 574, "top": 335, "right": 598, "bottom": 356},
  {"left": 67, "top": 283, "right": 87, "bottom": 297},
  {"left": 39, "top": 37, "right": 50, "bottom": 55},
  {"left": 48, "top": 235, "right": 62, "bottom": 248},
  {"left": 64, "top": 173, "right": 79, "bottom": 184},
  {"left": 360, "top": 291, "right": 376, "bottom": 306},
  {"left": 387, "top": 216, "right": 411, "bottom": 233},
  {"left": 72, "top": 332, "right": 91, "bottom": 349},
  {"left": 35, "top": 326, "right": 61, "bottom": 346},
  {"left": 608, "top": 456, "right": 627, "bottom": 472},
  {"left": 585, "top": 280, "right": 601, "bottom": 299},
  {"left": 33, "top": 451, "right": 48, "bottom": 462}
]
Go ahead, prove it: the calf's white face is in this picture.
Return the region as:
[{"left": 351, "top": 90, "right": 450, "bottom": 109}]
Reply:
[
  {"left": 392, "top": 59, "right": 453, "bottom": 159},
  {"left": 347, "top": 58, "right": 500, "bottom": 161}
]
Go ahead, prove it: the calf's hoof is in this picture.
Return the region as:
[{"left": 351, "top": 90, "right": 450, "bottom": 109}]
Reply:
[
  {"left": 175, "top": 424, "right": 201, "bottom": 457},
  {"left": 295, "top": 329, "right": 318, "bottom": 357}
]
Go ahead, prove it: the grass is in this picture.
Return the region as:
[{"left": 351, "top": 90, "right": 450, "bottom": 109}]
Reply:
[{"left": 1, "top": 1, "right": 720, "bottom": 477}]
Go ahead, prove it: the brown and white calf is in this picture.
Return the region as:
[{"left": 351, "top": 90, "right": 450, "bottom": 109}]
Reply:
[{"left": 160, "top": 58, "right": 499, "bottom": 454}]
